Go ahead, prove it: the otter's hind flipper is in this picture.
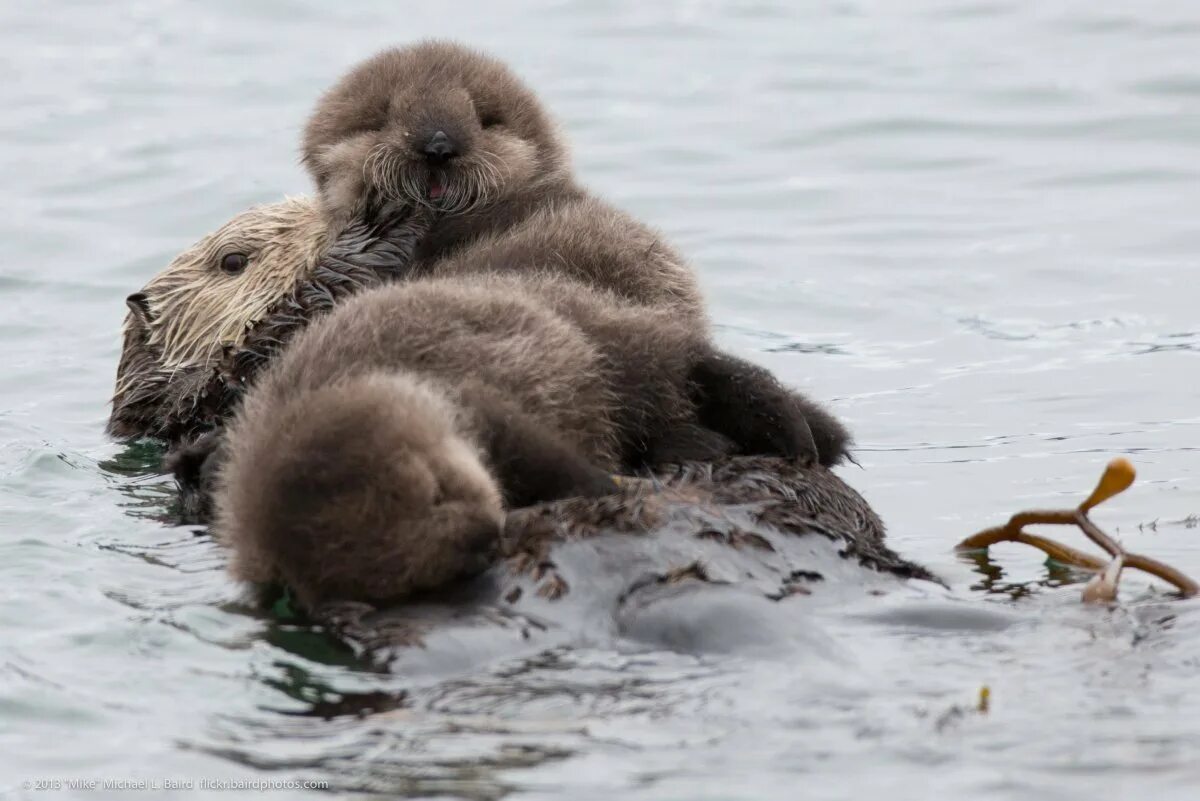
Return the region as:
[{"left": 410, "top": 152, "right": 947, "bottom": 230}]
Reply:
[{"left": 689, "top": 352, "right": 852, "bottom": 467}]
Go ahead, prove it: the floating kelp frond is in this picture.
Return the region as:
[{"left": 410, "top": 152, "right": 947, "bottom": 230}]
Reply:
[{"left": 957, "top": 458, "right": 1198, "bottom": 601}]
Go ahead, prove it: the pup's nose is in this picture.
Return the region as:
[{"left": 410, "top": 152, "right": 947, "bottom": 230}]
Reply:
[{"left": 423, "top": 130, "right": 458, "bottom": 166}]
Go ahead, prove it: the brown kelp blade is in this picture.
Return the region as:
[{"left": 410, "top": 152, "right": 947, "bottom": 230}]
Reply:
[{"left": 957, "top": 458, "right": 1198, "bottom": 601}]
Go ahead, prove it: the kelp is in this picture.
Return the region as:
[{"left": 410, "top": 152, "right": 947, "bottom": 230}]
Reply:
[{"left": 958, "top": 458, "right": 1198, "bottom": 601}]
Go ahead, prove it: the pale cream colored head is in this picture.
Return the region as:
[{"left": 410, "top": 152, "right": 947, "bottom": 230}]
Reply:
[
  {"left": 132, "top": 197, "right": 326, "bottom": 370},
  {"left": 109, "top": 197, "right": 325, "bottom": 439}
]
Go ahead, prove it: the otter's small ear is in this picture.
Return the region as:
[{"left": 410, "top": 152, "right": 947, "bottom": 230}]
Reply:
[{"left": 126, "top": 292, "right": 153, "bottom": 324}]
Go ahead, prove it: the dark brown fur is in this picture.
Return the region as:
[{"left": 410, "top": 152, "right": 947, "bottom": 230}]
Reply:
[
  {"left": 300, "top": 40, "right": 851, "bottom": 465},
  {"left": 218, "top": 272, "right": 727, "bottom": 611},
  {"left": 302, "top": 41, "right": 703, "bottom": 321}
]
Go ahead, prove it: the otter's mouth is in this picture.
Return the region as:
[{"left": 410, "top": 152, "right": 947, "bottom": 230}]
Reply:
[{"left": 428, "top": 176, "right": 446, "bottom": 201}]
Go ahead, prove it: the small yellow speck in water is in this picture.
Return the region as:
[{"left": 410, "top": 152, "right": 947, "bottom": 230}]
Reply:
[{"left": 978, "top": 685, "right": 991, "bottom": 714}]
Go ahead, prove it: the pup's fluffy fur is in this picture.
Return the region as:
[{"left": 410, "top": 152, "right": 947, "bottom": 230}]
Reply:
[
  {"left": 300, "top": 40, "right": 850, "bottom": 465},
  {"left": 219, "top": 273, "right": 718, "bottom": 610}
]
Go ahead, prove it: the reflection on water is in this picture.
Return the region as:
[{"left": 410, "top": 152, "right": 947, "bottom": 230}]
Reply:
[
  {"left": 960, "top": 547, "right": 1094, "bottom": 600},
  {"left": 3, "top": 0, "right": 1200, "bottom": 798}
]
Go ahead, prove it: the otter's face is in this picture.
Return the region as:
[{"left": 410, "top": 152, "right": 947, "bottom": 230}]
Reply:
[
  {"left": 108, "top": 198, "right": 326, "bottom": 439},
  {"left": 303, "top": 41, "right": 569, "bottom": 222}
]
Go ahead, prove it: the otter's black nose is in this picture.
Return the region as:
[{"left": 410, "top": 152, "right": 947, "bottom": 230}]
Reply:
[{"left": 423, "top": 130, "right": 458, "bottom": 166}]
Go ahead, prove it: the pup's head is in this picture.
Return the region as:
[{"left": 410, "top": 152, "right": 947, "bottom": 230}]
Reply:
[
  {"left": 108, "top": 197, "right": 327, "bottom": 441},
  {"left": 302, "top": 40, "right": 568, "bottom": 223},
  {"left": 219, "top": 372, "right": 506, "bottom": 610}
]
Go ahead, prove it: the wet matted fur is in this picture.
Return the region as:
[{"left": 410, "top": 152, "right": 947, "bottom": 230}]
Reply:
[
  {"left": 309, "top": 456, "right": 937, "bottom": 666},
  {"left": 108, "top": 200, "right": 432, "bottom": 443}
]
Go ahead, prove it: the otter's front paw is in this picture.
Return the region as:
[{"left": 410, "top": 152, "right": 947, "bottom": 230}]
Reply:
[
  {"left": 318, "top": 174, "right": 366, "bottom": 237},
  {"left": 163, "top": 429, "right": 226, "bottom": 521}
]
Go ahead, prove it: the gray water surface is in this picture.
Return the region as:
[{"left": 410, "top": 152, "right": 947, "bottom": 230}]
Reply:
[{"left": 3, "top": 1, "right": 1200, "bottom": 799}]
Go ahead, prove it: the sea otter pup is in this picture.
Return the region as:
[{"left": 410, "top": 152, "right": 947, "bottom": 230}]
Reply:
[
  {"left": 300, "top": 41, "right": 692, "bottom": 312},
  {"left": 301, "top": 41, "right": 850, "bottom": 466},
  {"left": 217, "top": 271, "right": 743, "bottom": 611}
]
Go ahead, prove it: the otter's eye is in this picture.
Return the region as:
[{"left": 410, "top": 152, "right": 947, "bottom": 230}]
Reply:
[
  {"left": 220, "top": 253, "right": 248, "bottom": 275},
  {"left": 480, "top": 113, "right": 502, "bottom": 129}
]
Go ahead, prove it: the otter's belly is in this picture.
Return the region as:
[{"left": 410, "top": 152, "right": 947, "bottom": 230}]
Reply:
[{"left": 299, "top": 457, "right": 936, "bottom": 672}]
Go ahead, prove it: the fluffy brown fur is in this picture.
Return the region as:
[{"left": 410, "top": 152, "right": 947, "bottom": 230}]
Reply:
[
  {"left": 218, "top": 272, "right": 721, "bottom": 610},
  {"left": 300, "top": 41, "right": 850, "bottom": 465},
  {"left": 301, "top": 40, "right": 703, "bottom": 322}
]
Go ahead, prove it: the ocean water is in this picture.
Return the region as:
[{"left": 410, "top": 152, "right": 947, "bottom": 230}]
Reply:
[{"left": 3, "top": 1, "right": 1200, "bottom": 798}]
